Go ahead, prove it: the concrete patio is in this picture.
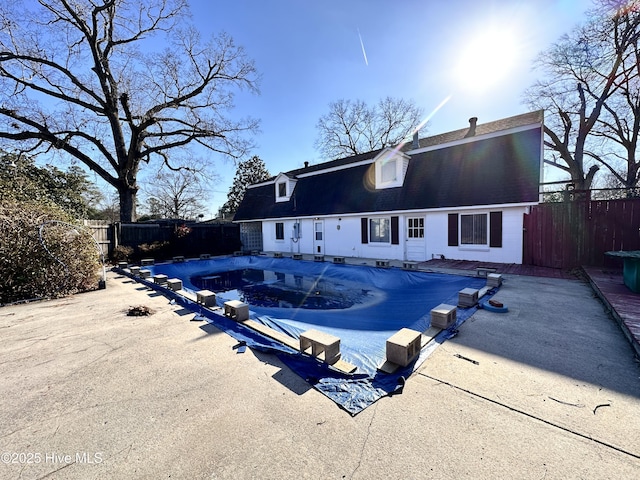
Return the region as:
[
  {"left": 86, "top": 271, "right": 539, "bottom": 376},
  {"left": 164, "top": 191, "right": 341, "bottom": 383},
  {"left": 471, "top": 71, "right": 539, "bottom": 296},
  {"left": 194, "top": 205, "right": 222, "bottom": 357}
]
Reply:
[{"left": 0, "top": 266, "right": 638, "bottom": 479}]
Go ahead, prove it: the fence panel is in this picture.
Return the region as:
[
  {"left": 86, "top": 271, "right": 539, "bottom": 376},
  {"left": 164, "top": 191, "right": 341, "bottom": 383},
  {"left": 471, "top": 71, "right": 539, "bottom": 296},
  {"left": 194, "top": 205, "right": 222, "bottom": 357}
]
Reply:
[
  {"left": 524, "top": 199, "right": 640, "bottom": 269},
  {"left": 116, "top": 222, "right": 240, "bottom": 260},
  {"left": 83, "top": 220, "right": 113, "bottom": 258}
]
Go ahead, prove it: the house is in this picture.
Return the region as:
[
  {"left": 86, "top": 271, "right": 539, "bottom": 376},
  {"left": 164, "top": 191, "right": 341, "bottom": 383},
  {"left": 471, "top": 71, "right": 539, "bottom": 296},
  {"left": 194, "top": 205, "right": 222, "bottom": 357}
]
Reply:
[{"left": 233, "top": 110, "right": 543, "bottom": 264}]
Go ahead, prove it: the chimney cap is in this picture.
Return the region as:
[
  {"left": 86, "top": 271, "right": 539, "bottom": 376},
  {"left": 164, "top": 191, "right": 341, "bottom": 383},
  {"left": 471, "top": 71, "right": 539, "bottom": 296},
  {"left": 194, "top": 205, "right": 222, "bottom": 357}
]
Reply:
[{"left": 464, "top": 117, "right": 478, "bottom": 138}]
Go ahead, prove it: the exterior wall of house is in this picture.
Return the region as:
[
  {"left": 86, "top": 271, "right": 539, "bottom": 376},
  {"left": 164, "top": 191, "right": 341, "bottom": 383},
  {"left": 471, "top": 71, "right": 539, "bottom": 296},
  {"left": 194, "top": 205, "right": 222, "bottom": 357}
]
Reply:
[
  {"left": 424, "top": 206, "right": 528, "bottom": 264},
  {"left": 258, "top": 205, "right": 529, "bottom": 264}
]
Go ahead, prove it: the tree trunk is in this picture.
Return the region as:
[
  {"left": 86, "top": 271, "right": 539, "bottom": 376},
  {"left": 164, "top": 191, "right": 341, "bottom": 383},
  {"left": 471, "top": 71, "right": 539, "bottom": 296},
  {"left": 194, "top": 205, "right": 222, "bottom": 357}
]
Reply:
[{"left": 118, "top": 185, "right": 138, "bottom": 222}]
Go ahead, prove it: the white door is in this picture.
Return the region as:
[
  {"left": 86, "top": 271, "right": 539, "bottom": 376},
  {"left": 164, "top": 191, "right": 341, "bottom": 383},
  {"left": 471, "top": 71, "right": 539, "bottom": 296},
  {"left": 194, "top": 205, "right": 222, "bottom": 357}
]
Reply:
[
  {"left": 313, "top": 220, "right": 325, "bottom": 254},
  {"left": 405, "top": 216, "right": 426, "bottom": 261}
]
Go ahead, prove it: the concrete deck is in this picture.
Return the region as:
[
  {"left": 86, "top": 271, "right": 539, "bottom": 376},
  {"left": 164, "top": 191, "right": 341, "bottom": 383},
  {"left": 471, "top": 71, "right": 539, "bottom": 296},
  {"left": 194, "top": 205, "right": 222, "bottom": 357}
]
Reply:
[{"left": 0, "top": 266, "right": 639, "bottom": 479}]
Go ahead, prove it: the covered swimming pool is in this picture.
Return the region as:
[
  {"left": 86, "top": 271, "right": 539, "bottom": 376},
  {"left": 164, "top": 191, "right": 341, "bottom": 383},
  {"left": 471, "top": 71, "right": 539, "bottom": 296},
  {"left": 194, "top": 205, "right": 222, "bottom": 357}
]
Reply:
[{"left": 131, "top": 256, "right": 494, "bottom": 414}]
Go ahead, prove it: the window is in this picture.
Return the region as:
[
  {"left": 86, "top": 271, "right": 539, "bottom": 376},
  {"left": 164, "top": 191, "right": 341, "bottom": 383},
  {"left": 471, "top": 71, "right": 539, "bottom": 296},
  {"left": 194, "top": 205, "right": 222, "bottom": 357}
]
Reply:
[
  {"left": 373, "top": 149, "right": 409, "bottom": 189},
  {"left": 314, "top": 222, "right": 323, "bottom": 241},
  {"left": 369, "top": 218, "right": 390, "bottom": 243},
  {"left": 460, "top": 214, "right": 487, "bottom": 245},
  {"left": 407, "top": 217, "right": 424, "bottom": 238},
  {"left": 275, "top": 222, "right": 284, "bottom": 240},
  {"left": 274, "top": 174, "right": 297, "bottom": 202},
  {"left": 381, "top": 160, "right": 397, "bottom": 183}
]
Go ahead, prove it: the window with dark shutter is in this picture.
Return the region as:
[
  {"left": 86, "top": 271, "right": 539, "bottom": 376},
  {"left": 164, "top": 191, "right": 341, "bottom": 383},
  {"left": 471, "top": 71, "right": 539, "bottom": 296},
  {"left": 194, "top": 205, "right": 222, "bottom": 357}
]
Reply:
[
  {"left": 461, "top": 214, "right": 487, "bottom": 245},
  {"left": 369, "top": 218, "right": 390, "bottom": 242},
  {"left": 490, "top": 211, "right": 503, "bottom": 248},
  {"left": 448, "top": 213, "right": 459, "bottom": 246}
]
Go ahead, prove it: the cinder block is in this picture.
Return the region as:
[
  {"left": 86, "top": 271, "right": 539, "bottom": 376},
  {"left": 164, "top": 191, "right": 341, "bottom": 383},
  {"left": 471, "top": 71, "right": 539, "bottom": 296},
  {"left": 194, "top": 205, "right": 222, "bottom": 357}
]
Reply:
[
  {"left": 487, "top": 273, "right": 503, "bottom": 287},
  {"left": 118, "top": 261, "right": 128, "bottom": 269},
  {"left": 199, "top": 253, "right": 211, "bottom": 259},
  {"left": 431, "top": 303, "right": 457, "bottom": 329},
  {"left": 376, "top": 260, "right": 390, "bottom": 268},
  {"left": 173, "top": 256, "right": 185, "bottom": 263},
  {"left": 141, "top": 258, "right": 154, "bottom": 266},
  {"left": 139, "top": 269, "right": 151, "bottom": 278},
  {"left": 333, "top": 256, "right": 345, "bottom": 264},
  {"left": 224, "top": 300, "right": 250, "bottom": 321},
  {"left": 300, "top": 329, "right": 341, "bottom": 364},
  {"left": 129, "top": 266, "right": 141, "bottom": 276},
  {"left": 476, "top": 266, "right": 496, "bottom": 278},
  {"left": 458, "top": 288, "right": 479, "bottom": 307},
  {"left": 314, "top": 255, "right": 324, "bottom": 262},
  {"left": 167, "top": 278, "right": 182, "bottom": 291},
  {"left": 196, "top": 289, "right": 216, "bottom": 307},
  {"left": 386, "top": 328, "right": 422, "bottom": 367},
  {"left": 153, "top": 274, "right": 168, "bottom": 285},
  {"left": 293, "top": 253, "right": 303, "bottom": 260},
  {"left": 273, "top": 252, "right": 283, "bottom": 258},
  {"left": 403, "top": 261, "right": 418, "bottom": 270}
]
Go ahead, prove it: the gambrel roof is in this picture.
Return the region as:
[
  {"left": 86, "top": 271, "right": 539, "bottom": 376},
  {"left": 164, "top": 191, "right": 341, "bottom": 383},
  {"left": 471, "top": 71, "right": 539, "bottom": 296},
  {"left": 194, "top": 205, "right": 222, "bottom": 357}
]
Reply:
[{"left": 234, "top": 111, "right": 543, "bottom": 221}]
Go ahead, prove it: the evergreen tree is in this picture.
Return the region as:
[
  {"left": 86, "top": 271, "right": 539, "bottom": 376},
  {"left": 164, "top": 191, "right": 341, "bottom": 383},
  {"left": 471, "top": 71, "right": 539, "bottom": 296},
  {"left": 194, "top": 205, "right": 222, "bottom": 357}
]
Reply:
[
  {"left": 0, "top": 151, "right": 99, "bottom": 218},
  {"left": 220, "top": 156, "right": 270, "bottom": 218}
]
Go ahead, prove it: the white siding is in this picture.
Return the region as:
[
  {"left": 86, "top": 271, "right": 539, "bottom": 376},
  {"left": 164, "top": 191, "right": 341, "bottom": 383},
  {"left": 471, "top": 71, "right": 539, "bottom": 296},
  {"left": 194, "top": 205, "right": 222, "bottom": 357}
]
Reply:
[
  {"left": 425, "top": 206, "right": 526, "bottom": 264},
  {"left": 259, "top": 205, "right": 528, "bottom": 264}
]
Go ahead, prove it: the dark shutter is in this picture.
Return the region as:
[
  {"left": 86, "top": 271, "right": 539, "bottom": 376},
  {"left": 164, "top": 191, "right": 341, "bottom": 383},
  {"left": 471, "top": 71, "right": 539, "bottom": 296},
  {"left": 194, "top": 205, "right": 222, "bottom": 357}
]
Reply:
[
  {"left": 490, "top": 211, "right": 503, "bottom": 248},
  {"left": 361, "top": 217, "right": 368, "bottom": 244},
  {"left": 448, "top": 213, "right": 459, "bottom": 246},
  {"left": 391, "top": 216, "right": 399, "bottom": 245}
]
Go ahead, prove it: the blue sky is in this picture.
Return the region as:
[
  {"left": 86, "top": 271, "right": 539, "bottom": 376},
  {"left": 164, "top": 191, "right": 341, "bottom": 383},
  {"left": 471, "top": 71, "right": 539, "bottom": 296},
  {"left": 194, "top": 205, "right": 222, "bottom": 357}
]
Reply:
[{"left": 188, "top": 0, "right": 593, "bottom": 216}]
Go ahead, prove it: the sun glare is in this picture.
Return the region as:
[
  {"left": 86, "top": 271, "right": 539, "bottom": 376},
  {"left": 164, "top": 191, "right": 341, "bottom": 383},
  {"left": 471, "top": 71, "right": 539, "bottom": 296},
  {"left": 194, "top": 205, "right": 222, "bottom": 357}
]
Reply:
[{"left": 454, "top": 27, "right": 519, "bottom": 92}]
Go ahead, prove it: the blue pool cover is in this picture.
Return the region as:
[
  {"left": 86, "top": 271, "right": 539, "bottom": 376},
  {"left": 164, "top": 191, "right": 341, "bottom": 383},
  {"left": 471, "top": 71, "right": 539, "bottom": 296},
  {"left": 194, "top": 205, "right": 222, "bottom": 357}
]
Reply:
[{"left": 134, "top": 256, "right": 492, "bottom": 414}]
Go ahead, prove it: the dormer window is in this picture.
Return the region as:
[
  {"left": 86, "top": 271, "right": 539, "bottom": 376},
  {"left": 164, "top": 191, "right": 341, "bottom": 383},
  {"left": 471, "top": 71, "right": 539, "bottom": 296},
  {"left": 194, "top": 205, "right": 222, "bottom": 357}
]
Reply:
[
  {"left": 381, "top": 160, "right": 397, "bottom": 183},
  {"left": 373, "top": 148, "right": 410, "bottom": 189},
  {"left": 274, "top": 173, "right": 297, "bottom": 202}
]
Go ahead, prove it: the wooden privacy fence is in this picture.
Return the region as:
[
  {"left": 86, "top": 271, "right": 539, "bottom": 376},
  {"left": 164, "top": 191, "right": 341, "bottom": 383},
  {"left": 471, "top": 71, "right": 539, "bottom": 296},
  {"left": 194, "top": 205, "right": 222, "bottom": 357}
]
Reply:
[
  {"left": 114, "top": 222, "right": 241, "bottom": 260},
  {"left": 523, "top": 199, "right": 640, "bottom": 269},
  {"left": 82, "top": 220, "right": 113, "bottom": 258}
]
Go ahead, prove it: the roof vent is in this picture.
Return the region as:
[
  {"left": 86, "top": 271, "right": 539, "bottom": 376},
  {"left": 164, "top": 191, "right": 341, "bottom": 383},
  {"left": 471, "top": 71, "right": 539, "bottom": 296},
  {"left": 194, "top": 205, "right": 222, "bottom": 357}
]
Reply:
[
  {"left": 304, "top": 161, "right": 309, "bottom": 168},
  {"left": 464, "top": 117, "right": 478, "bottom": 138}
]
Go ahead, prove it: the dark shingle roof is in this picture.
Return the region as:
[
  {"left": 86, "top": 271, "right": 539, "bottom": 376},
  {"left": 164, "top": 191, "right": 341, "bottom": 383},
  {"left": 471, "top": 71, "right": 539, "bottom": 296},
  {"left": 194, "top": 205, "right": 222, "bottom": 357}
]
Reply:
[
  {"left": 415, "top": 110, "right": 544, "bottom": 150},
  {"left": 234, "top": 111, "right": 543, "bottom": 221}
]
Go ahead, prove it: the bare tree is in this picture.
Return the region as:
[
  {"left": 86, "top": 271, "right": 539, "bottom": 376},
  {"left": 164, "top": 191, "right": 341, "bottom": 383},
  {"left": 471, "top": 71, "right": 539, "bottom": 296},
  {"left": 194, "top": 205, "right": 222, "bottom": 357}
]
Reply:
[
  {"left": 0, "top": 0, "right": 259, "bottom": 221},
  {"left": 315, "top": 97, "right": 424, "bottom": 159},
  {"left": 590, "top": 3, "right": 640, "bottom": 195},
  {"left": 143, "top": 168, "right": 209, "bottom": 219},
  {"left": 524, "top": 0, "right": 640, "bottom": 195}
]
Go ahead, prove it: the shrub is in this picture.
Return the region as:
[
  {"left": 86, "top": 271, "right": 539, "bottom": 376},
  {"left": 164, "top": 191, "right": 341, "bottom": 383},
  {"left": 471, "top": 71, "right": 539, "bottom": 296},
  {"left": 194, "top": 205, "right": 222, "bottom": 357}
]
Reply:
[
  {"left": 0, "top": 198, "right": 101, "bottom": 304},
  {"left": 138, "top": 241, "right": 170, "bottom": 259},
  {"left": 111, "top": 245, "right": 133, "bottom": 263}
]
